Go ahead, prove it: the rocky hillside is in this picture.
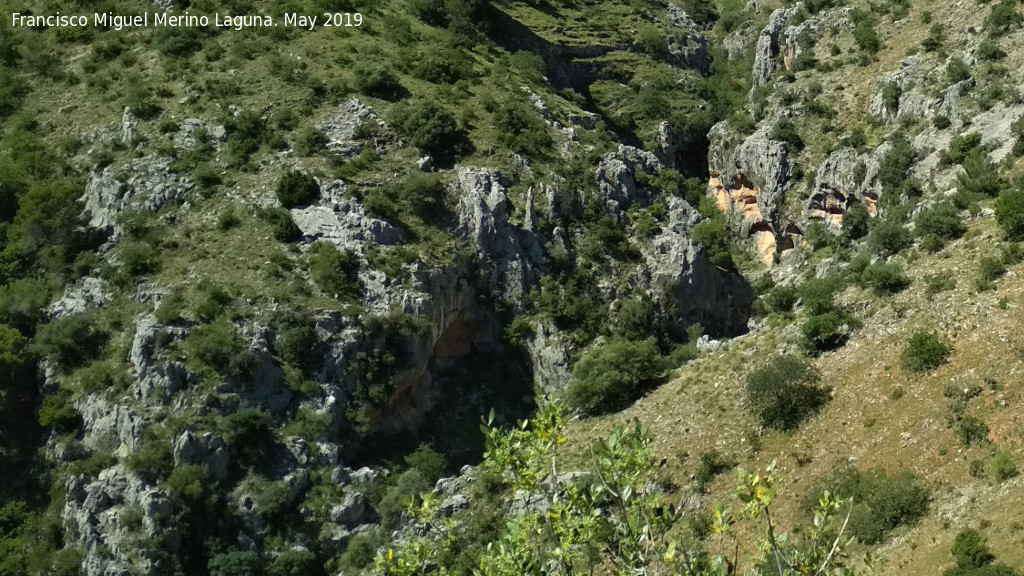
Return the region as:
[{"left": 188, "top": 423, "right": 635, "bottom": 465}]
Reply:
[{"left": 2, "top": 0, "right": 1024, "bottom": 574}]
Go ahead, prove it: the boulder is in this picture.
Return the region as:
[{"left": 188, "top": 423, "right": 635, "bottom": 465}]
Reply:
[
  {"left": 77, "top": 395, "right": 147, "bottom": 455},
  {"left": 330, "top": 491, "right": 368, "bottom": 528}
]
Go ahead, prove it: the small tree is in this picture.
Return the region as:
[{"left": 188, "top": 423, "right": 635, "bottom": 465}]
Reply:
[
  {"left": 996, "top": 186, "right": 1024, "bottom": 239},
  {"left": 563, "top": 338, "right": 667, "bottom": 415},
  {"left": 308, "top": 242, "right": 360, "bottom": 300},
  {"left": 868, "top": 219, "right": 913, "bottom": 256},
  {"left": 275, "top": 170, "right": 319, "bottom": 208},
  {"left": 842, "top": 202, "right": 870, "bottom": 240},
  {"left": 915, "top": 202, "right": 966, "bottom": 239},
  {"left": 746, "top": 355, "right": 829, "bottom": 430},
  {"left": 902, "top": 330, "right": 951, "bottom": 372}
]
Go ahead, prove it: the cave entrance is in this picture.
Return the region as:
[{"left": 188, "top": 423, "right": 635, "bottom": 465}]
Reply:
[{"left": 351, "top": 318, "right": 536, "bottom": 473}]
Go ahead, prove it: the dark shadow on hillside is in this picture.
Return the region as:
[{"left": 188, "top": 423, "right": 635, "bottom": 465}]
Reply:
[{"left": 352, "top": 347, "right": 536, "bottom": 473}]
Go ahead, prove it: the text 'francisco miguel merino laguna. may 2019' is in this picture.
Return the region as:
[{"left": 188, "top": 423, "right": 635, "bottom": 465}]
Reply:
[{"left": 10, "top": 11, "right": 362, "bottom": 31}]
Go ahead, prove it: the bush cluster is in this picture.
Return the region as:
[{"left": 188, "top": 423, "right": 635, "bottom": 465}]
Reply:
[
  {"left": 563, "top": 338, "right": 668, "bottom": 416},
  {"left": 275, "top": 170, "right": 320, "bottom": 208},
  {"left": 391, "top": 99, "right": 465, "bottom": 161},
  {"left": 29, "top": 313, "right": 107, "bottom": 373},
  {"left": 745, "top": 355, "right": 829, "bottom": 431},
  {"left": 352, "top": 63, "right": 406, "bottom": 101},
  {"left": 308, "top": 242, "right": 360, "bottom": 300},
  {"left": 902, "top": 330, "right": 952, "bottom": 373},
  {"left": 819, "top": 468, "right": 930, "bottom": 544}
]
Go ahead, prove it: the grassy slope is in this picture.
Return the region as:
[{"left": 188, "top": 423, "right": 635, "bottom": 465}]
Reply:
[{"left": 565, "top": 217, "right": 1024, "bottom": 575}]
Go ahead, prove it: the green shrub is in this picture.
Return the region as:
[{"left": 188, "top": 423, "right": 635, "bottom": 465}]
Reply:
[
  {"left": 867, "top": 219, "right": 912, "bottom": 256},
  {"left": 878, "top": 134, "right": 915, "bottom": 195},
  {"left": 956, "top": 415, "right": 989, "bottom": 447},
  {"left": 412, "top": 47, "right": 475, "bottom": 84},
  {"left": 153, "top": 27, "right": 204, "bottom": 58},
  {"left": 30, "top": 313, "right": 107, "bottom": 373},
  {"left": 879, "top": 80, "right": 901, "bottom": 111},
  {"left": 308, "top": 242, "right": 360, "bottom": 300},
  {"left": 694, "top": 449, "right": 735, "bottom": 492},
  {"left": 220, "top": 409, "right": 276, "bottom": 467},
  {"left": 996, "top": 186, "right": 1024, "bottom": 239},
  {"left": 396, "top": 172, "right": 447, "bottom": 220},
  {"left": 563, "top": 338, "right": 667, "bottom": 416},
  {"left": 947, "top": 59, "right": 971, "bottom": 83},
  {"left": 915, "top": 202, "right": 966, "bottom": 239},
  {"left": 763, "top": 284, "right": 798, "bottom": 314},
  {"left": 934, "top": 115, "right": 952, "bottom": 129},
  {"left": 275, "top": 171, "right": 319, "bottom": 208},
  {"left": 269, "top": 550, "right": 320, "bottom": 576},
  {"left": 853, "top": 20, "right": 881, "bottom": 54},
  {"left": 194, "top": 284, "right": 232, "bottom": 322},
  {"left": 494, "top": 100, "right": 552, "bottom": 156},
  {"left": 691, "top": 215, "right": 735, "bottom": 269},
  {"left": 38, "top": 390, "right": 82, "bottom": 434},
  {"left": 804, "top": 221, "right": 840, "bottom": 250},
  {"left": 921, "top": 24, "right": 945, "bottom": 52},
  {"left": 257, "top": 207, "right": 302, "bottom": 243},
  {"left": 405, "top": 443, "right": 447, "bottom": 484},
  {"left": 821, "top": 468, "right": 929, "bottom": 544},
  {"left": 979, "top": 255, "right": 1007, "bottom": 283},
  {"left": 165, "top": 464, "right": 220, "bottom": 515},
  {"left": 801, "top": 312, "right": 849, "bottom": 352},
  {"left": 293, "top": 126, "right": 329, "bottom": 156},
  {"left": 976, "top": 38, "right": 1006, "bottom": 61},
  {"left": 223, "top": 110, "right": 268, "bottom": 167},
  {"left": 155, "top": 291, "right": 185, "bottom": 324},
  {"left": 184, "top": 320, "right": 246, "bottom": 375},
  {"left": 990, "top": 450, "right": 1019, "bottom": 482},
  {"left": 352, "top": 63, "right": 405, "bottom": 100},
  {"left": 378, "top": 469, "right": 431, "bottom": 529},
  {"left": 902, "top": 331, "right": 951, "bottom": 372},
  {"left": 745, "top": 355, "right": 829, "bottom": 430},
  {"left": 119, "top": 240, "right": 158, "bottom": 277},
  {"left": 950, "top": 529, "right": 995, "bottom": 572},
  {"left": 273, "top": 315, "right": 317, "bottom": 369},
  {"left": 770, "top": 118, "right": 804, "bottom": 152},
  {"left": 955, "top": 150, "right": 1001, "bottom": 206},
  {"left": 986, "top": 0, "right": 1022, "bottom": 36},
  {"left": 859, "top": 261, "right": 909, "bottom": 295},
  {"left": 208, "top": 551, "right": 262, "bottom": 576},
  {"left": 945, "top": 133, "right": 983, "bottom": 166},
  {"left": 390, "top": 99, "right": 464, "bottom": 160},
  {"left": 0, "top": 278, "right": 49, "bottom": 334},
  {"left": 337, "top": 532, "right": 382, "bottom": 573},
  {"left": 842, "top": 203, "right": 870, "bottom": 239},
  {"left": 125, "top": 430, "right": 173, "bottom": 483},
  {"left": 799, "top": 277, "right": 842, "bottom": 315}
]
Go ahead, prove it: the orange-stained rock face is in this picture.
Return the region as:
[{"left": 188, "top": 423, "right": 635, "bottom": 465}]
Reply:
[
  {"left": 754, "top": 230, "right": 777, "bottom": 266},
  {"left": 708, "top": 176, "right": 763, "bottom": 223},
  {"left": 709, "top": 176, "right": 775, "bottom": 266},
  {"left": 864, "top": 192, "right": 878, "bottom": 217}
]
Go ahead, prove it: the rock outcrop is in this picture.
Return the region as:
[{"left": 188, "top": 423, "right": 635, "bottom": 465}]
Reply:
[
  {"left": 665, "top": 4, "right": 712, "bottom": 74},
  {"left": 752, "top": 6, "right": 799, "bottom": 87},
  {"left": 707, "top": 121, "right": 792, "bottom": 265},
  {"left": 805, "top": 148, "right": 877, "bottom": 228},
  {"left": 318, "top": 98, "right": 390, "bottom": 158},
  {"left": 639, "top": 196, "right": 754, "bottom": 337},
  {"left": 82, "top": 158, "right": 194, "bottom": 233},
  {"left": 63, "top": 466, "right": 179, "bottom": 576}
]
